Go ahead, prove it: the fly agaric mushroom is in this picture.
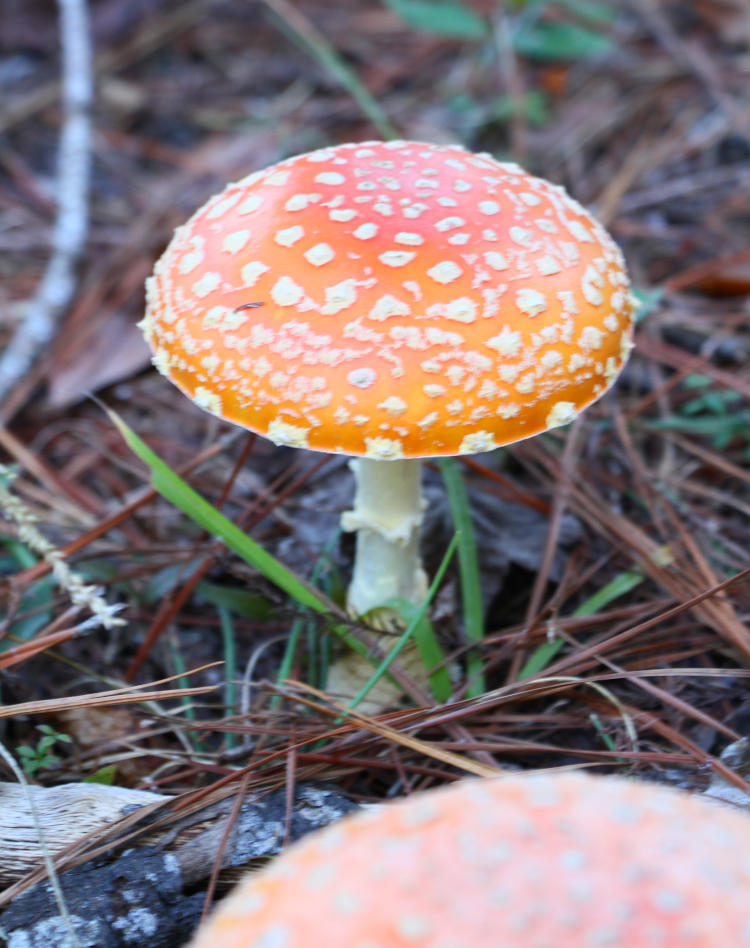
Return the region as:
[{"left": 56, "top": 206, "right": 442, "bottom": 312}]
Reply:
[
  {"left": 189, "top": 771, "right": 750, "bottom": 948},
  {"left": 141, "top": 140, "right": 633, "bottom": 632}
]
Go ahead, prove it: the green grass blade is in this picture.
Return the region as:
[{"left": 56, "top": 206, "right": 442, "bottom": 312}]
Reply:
[
  {"left": 349, "top": 533, "right": 458, "bottom": 710},
  {"left": 218, "top": 605, "right": 237, "bottom": 751},
  {"left": 272, "top": 532, "right": 341, "bottom": 711},
  {"left": 575, "top": 570, "right": 644, "bottom": 615},
  {"left": 265, "top": 0, "right": 398, "bottom": 139},
  {"left": 196, "top": 581, "right": 274, "bottom": 620},
  {"left": 166, "top": 633, "right": 203, "bottom": 753},
  {"left": 518, "top": 569, "right": 645, "bottom": 679},
  {"left": 438, "top": 458, "right": 485, "bottom": 696},
  {"left": 379, "top": 597, "right": 452, "bottom": 702},
  {"left": 108, "top": 410, "right": 334, "bottom": 615}
]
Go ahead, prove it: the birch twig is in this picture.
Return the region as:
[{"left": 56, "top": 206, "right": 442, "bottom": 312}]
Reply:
[{"left": 0, "top": 0, "right": 93, "bottom": 415}]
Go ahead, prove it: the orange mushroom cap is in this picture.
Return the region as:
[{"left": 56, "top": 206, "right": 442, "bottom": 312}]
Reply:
[
  {"left": 190, "top": 771, "right": 750, "bottom": 948},
  {"left": 142, "top": 141, "right": 634, "bottom": 459}
]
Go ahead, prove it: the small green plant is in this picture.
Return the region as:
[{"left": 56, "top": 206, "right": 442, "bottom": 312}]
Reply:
[
  {"left": 512, "top": 0, "right": 616, "bottom": 61},
  {"left": 646, "top": 374, "right": 750, "bottom": 455},
  {"left": 17, "top": 724, "right": 73, "bottom": 777},
  {"left": 383, "top": 0, "right": 617, "bottom": 61},
  {"left": 383, "top": 0, "right": 488, "bottom": 38}
]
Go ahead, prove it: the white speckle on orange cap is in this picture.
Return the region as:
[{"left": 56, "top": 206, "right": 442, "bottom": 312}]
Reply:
[
  {"left": 253, "top": 924, "right": 290, "bottom": 948},
  {"left": 315, "top": 171, "right": 346, "bottom": 186},
  {"left": 542, "top": 352, "right": 565, "bottom": 374},
  {"left": 347, "top": 368, "right": 377, "bottom": 389},
  {"left": 306, "top": 149, "right": 336, "bottom": 162},
  {"left": 206, "top": 192, "right": 241, "bottom": 220},
  {"left": 178, "top": 237, "right": 205, "bottom": 274},
  {"left": 515, "top": 373, "right": 536, "bottom": 394},
  {"left": 192, "top": 272, "right": 221, "bottom": 298},
  {"left": 547, "top": 401, "right": 578, "bottom": 427},
  {"left": 379, "top": 250, "right": 416, "bottom": 268},
  {"left": 579, "top": 326, "right": 604, "bottom": 350},
  {"left": 460, "top": 431, "right": 497, "bottom": 453},
  {"left": 394, "top": 232, "right": 424, "bottom": 246},
  {"left": 274, "top": 225, "right": 305, "bottom": 247},
  {"left": 322, "top": 280, "right": 357, "bottom": 315},
  {"left": 143, "top": 140, "right": 634, "bottom": 458},
  {"left": 565, "top": 218, "right": 594, "bottom": 243},
  {"left": 498, "top": 364, "right": 518, "bottom": 384},
  {"left": 353, "top": 222, "right": 379, "bottom": 240},
  {"left": 427, "top": 261, "right": 463, "bottom": 284},
  {"left": 402, "top": 280, "right": 422, "bottom": 301},
  {"left": 536, "top": 217, "right": 558, "bottom": 233},
  {"left": 378, "top": 396, "right": 408, "bottom": 416},
  {"left": 582, "top": 263, "right": 606, "bottom": 305},
  {"left": 222, "top": 230, "right": 250, "bottom": 255},
  {"left": 369, "top": 295, "right": 411, "bottom": 321},
  {"left": 189, "top": 772, "right": 750, "bottom": 948},
  {"left": 478, "top": 200, "right": 501, "bottom": 215},
  {"left": 193, "top": 387, "right": 222, "bottom": 414},
  {"left": 266, "top": 170, "right": 291, "bottom": 187},
  {"left": 417, "top": 411, "right": 439, "bottom": 428},
  {"left": 435, "top": 216, "right": 466, "bottom": 232},
  {"left": 509, "top": 226, "right": 534, "bottom": 247},
  {"left": 201, "top": 351, "right": 221, "bottom": 374},
  {"left": 304, "top": 243, "right": 335, "bottom": 267},
  {"left": 515, "top": 288, "right": 547, "bottom": 317},
  {"left": 237, "top": 194, "right": 264, "bottom": 214},
  {"left": 271, "top": 276, "right": 304, "bottom": 307},
  {"left": 365, "top": 437, "right": 404, "bottom": 459},
  {"left": 240, "top": 261, "right": 269, "bottom": 286},
  {"left": 267, "top": 420, "right": 309, "bottom": 448},
  {"left": 483, "top": 251, "right": 508, "bottom": 271},
  {"left": 605, "top": 356, "right": 621, "bottom": 384},
  {"left": 284, "top": 194, "right": 311, "bottom": 211},
  {"left": 151, "top": 347, "right": 171, "bottom": 375},
  {"left": 558, "top": 289, "right": 579, "bottom": 314},
  {"left": 397, "top": 915, "right": 431, "bottom": 939},
  {"left": 536, "top": 255, "right": 562, "bottom": 276},
  {"left": 568, "top": 353, "right": 587, "bottom": 373},
  {"left": 445, "top": 298, "right": 477, "bottom": 324},
  {"left": 201, "top": 306, "right": 226, "bottom": 329}
]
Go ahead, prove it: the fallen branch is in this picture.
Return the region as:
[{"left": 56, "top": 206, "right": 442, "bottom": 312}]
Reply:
[
  {"left": 0, "top": 0, "right": 93, "bottom": 416},
  {"left": 0, "top": 780, "right": 358, "bottom": 946}
]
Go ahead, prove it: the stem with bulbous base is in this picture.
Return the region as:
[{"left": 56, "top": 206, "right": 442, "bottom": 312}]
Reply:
[{"left": 341, "top": 458, "right": 428, "bottom": 624}]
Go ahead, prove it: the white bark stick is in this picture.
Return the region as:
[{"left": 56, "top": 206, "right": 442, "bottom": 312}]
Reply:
[{"left": 0, "top": 0, "right": 93, "bottom": 411}]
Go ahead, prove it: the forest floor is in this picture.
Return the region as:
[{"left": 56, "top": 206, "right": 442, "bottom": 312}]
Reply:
[{"left": 2, "top": 0, "right": 750, "bottom": 930}]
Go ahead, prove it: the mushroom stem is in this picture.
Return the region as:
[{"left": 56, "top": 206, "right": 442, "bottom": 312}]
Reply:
[{"left": 341, "top": 458, "right": 428, "bottom": 620}]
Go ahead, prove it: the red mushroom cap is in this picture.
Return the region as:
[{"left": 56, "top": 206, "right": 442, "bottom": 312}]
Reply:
[
  {"left": 142, "top": 141, "right": 634, "bottom": 459},
  {"left": 189, "top": 771, "right": 750, "bottom": 948}
]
